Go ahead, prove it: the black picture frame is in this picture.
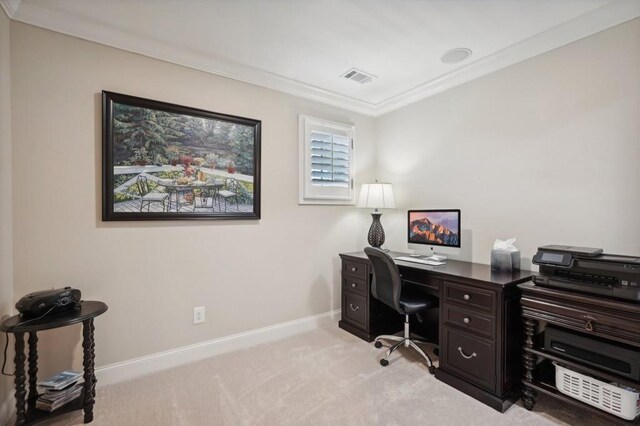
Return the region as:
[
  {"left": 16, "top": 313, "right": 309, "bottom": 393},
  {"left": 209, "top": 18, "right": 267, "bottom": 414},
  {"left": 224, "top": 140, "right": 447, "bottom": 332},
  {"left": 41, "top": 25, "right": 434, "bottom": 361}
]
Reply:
[{"left": 102, "top": 91, "right": 261, "bottom": 221}]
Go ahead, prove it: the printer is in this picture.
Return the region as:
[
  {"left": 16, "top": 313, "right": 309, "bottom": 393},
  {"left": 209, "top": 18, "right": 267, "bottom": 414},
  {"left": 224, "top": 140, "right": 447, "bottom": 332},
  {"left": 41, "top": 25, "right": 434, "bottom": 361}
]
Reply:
[{"left": 532, "top": 245, "right": 640, "bottom": 302}]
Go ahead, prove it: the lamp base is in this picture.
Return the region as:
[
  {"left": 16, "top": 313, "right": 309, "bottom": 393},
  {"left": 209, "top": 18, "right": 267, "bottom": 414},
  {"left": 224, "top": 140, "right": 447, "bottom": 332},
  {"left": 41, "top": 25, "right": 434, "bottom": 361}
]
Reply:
[{"left": 367, "top": 212, "right": 385, "bottom": 248}]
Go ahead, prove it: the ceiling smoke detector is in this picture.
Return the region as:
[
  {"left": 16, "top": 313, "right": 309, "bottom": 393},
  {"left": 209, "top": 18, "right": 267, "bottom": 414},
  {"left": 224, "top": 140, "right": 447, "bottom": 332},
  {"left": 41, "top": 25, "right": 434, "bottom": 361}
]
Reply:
[
  {"left": 342, "top": 68, "right": 376, "bottom": 84},
  {"left": 441, "top": 48, "right": 472, "bottom": 64}
]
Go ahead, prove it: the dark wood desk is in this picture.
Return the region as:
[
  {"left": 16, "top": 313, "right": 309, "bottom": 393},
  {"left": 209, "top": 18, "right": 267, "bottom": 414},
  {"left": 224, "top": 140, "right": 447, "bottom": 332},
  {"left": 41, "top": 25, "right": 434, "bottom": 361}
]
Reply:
[
  {"left": 339, "top": 251, "right": 533, "bottom": 412},
  {"left": 1, "top": 301, "right": 108, "bottom": 425}
]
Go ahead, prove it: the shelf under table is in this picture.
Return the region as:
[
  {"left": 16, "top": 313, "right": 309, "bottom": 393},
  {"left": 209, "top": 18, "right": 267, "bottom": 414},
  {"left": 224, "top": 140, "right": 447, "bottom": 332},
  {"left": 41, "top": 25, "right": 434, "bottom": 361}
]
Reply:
[
  {"left": 525, "top": 360, "right": 640, "bottom": 426},
  {"left": 525, "top": 343, "right": 640, "bottom": 390}
]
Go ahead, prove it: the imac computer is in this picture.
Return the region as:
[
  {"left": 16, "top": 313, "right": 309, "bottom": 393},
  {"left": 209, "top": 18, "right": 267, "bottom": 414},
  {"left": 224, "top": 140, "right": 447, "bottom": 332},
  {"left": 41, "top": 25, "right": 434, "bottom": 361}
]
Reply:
[{"left": 407, "top": 209, "right": 461, "bottom": 261}]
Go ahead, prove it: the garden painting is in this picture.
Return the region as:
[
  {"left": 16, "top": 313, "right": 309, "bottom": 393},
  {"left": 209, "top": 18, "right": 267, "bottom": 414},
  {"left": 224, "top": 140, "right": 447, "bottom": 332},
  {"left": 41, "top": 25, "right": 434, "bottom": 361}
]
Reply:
[{"left": 102, "top": 91, "right": 261, "bottom": 220}]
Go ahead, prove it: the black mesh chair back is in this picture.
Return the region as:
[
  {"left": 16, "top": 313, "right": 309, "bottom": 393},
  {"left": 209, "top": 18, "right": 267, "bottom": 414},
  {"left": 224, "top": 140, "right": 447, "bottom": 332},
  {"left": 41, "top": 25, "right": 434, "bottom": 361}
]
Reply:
[{"left": 364, "top": 247, "right": 402, "bottom": 314}]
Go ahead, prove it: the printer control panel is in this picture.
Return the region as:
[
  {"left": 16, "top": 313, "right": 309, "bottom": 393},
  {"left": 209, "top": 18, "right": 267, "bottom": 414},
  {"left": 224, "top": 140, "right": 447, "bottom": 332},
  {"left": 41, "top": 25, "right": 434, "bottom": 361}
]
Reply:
[{"left": 533, "top": 251, "right": 573, "bottom": 268}]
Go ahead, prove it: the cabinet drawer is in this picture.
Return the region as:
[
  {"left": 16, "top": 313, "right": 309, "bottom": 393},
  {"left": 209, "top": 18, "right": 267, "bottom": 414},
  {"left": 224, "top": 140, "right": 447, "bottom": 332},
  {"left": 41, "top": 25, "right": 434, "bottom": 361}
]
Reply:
[
  {"left": 343, "top": 260, "right": 367, "bottom": 280},
  {"left": 443, "top": 303, "right": 495, "bottom": 340},
  {"left": 443, "top": 327, "right": 496, "bottom": 392},
  {"left": 343, "top": 276, "right": 367, "bottom": 297},
  {"left": 342, "top": 291, "right": 367, "bottom": 329},
  {"left": 444, "top": 281, "right": 495, "bottom": 314},
  {"left": 522, "top": 293, "right": 640, "bottom": 345}
]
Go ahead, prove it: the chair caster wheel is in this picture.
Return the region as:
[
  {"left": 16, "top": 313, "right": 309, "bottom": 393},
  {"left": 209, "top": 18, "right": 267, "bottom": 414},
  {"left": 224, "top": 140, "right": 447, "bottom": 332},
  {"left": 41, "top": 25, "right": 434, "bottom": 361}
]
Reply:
[
  {"left": 428, "top": 365, "right": 436, "bottom": 375},
  {"left": 380, "top": 358, "right": 389, "bottom": 367},
  {"left": 433, "top": 347, "right": 439, "bottom": 356},
  {"left": 374, "top": 341, "right": 382, "bottom": 349}
]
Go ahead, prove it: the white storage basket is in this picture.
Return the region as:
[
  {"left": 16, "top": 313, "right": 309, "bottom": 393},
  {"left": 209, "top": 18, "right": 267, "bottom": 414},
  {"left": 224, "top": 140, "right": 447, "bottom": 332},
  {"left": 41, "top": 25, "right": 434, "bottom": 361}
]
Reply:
[{"left": 555, "top": 363, "right": 640, "bottom": 421}]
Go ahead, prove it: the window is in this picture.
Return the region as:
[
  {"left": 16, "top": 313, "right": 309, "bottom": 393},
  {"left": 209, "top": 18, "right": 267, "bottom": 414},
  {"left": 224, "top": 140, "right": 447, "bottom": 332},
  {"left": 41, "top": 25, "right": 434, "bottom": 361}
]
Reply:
[{"left": 299, "top": 115, "right": 355, "bottom": 204}]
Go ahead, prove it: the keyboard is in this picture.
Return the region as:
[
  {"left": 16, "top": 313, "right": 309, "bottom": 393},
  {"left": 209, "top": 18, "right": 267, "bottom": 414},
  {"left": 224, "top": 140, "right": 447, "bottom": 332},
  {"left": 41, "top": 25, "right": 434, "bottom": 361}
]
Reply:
[{"left": 395, "top": 256, "right": 446, "bottom": 266}]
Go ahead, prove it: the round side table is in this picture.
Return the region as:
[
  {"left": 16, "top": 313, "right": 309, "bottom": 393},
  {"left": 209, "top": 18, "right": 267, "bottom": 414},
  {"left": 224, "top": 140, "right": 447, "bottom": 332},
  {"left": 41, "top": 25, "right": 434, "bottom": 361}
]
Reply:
[{"left": 1, "top": 301, "right": 108, "bottom": 425}]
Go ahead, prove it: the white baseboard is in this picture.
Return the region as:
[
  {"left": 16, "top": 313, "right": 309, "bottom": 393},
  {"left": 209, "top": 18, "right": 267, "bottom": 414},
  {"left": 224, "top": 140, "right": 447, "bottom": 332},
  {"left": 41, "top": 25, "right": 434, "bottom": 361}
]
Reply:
[{"left": 96, "top": 309, "right": 341, "bottom": 388}]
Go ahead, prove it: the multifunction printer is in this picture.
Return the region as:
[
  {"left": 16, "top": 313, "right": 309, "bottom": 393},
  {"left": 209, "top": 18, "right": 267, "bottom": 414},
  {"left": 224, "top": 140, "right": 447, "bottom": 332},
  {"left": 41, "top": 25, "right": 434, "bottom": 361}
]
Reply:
[{"left": 532, "top": 245, "right": 640, "bottom": 302}]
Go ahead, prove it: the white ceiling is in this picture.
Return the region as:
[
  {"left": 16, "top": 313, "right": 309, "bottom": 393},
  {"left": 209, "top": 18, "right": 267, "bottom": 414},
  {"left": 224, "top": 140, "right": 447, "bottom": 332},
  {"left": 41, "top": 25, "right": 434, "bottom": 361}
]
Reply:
[{"left": 1, "top": 0, "right": 639, "bottom": 115}]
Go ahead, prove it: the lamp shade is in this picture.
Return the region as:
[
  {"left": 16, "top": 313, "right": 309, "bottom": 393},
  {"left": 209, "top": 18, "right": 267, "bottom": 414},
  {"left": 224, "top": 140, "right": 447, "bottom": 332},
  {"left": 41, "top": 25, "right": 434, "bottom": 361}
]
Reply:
[{"left": 357, "top": 182, "right": 396, "bottom": 209}]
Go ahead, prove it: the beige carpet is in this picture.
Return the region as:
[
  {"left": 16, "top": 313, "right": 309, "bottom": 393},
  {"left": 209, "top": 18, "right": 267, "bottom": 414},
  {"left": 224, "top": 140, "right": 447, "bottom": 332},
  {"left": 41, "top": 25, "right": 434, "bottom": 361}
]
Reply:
[{"left": 21, "top": 327, "right": 609, "bottom": 425}]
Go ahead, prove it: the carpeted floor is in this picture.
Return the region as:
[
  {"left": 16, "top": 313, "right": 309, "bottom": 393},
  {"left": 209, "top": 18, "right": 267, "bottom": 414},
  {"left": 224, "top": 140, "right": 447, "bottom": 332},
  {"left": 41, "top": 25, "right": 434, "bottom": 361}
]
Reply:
[{"left": 27, "top": 326, "right": 609, "bottom": 425}]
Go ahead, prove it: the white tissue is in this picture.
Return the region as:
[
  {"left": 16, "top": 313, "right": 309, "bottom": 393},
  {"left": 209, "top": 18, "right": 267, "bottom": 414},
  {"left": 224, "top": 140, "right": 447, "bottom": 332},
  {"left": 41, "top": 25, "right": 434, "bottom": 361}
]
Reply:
[{"left": 493, "top": 238, "right": 518, "bottom": 252}]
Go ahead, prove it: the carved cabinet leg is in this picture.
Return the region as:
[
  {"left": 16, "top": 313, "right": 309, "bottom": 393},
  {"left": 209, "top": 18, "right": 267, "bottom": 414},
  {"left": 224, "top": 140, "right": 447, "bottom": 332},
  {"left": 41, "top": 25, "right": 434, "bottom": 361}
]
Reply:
[
  {"left": 82, "top": 319, "right": 96, "bottom": 423},
  {"left": 14, "top": 332, "right": 27, "bottom": 425},
  {"left": 522, "top": 317, "right": 538, "bottom": 411},
  {"left": 90, "top": 320, "right": 97, "bottom": 398},
  {"left": 522, "top": 383, "right": 537, "bottom": 411},
  {"left": 28, "top": 332, "right": 39, "bottom": 402}
]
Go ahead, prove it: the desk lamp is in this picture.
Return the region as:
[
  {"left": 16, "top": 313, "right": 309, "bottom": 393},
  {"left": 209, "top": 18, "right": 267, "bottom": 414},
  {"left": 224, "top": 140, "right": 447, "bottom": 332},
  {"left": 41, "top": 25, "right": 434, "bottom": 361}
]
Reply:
[{"left": 357, "top": 181, "right": 396, "bottom": 248}]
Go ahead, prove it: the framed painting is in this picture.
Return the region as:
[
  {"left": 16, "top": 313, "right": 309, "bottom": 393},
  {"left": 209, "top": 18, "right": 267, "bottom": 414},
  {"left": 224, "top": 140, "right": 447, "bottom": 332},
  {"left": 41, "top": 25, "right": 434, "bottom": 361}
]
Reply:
[{"left": 102, "top": 91, "right": 261, "bottom": 220}]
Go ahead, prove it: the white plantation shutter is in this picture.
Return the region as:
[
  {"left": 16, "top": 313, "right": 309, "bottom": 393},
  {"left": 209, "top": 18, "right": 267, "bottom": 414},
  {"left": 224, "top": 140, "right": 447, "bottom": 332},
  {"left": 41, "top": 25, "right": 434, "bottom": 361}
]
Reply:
[
  {"left": 299, "top": 115, "right": 355, "bottom": 204},
  {"left": 310, "top": 131, "right": 350, "bottom": 187}
]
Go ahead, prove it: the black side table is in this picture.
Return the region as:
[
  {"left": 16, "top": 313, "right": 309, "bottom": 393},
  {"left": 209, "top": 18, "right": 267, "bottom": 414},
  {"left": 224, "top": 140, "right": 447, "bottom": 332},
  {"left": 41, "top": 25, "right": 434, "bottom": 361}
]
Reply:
[{"left": 1, "top": 301, "right": 108, "bottom": 425}]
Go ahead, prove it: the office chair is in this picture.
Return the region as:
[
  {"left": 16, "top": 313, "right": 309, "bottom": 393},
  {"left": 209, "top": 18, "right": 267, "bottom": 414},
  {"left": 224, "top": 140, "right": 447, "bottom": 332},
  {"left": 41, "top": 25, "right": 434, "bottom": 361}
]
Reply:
[{"left": 364, "top": 247, "right": 438, "bottom": 374}]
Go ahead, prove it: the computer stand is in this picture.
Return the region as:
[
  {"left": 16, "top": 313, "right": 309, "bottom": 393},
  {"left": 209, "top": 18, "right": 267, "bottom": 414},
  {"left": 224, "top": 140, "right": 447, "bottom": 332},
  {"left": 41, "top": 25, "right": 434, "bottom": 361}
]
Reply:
[
  {"left": 426, "top": 248, "right": 447, "bottom": 261},
  {"left": 425, "top": 254, "right": 447, "bottom": 261}
]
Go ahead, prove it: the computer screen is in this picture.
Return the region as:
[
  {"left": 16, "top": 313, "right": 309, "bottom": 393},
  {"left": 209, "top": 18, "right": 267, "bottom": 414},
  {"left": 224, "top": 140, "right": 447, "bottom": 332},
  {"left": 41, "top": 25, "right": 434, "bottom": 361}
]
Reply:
[{"left": 407, "top": 209, "right": 461, "bottom": 248}]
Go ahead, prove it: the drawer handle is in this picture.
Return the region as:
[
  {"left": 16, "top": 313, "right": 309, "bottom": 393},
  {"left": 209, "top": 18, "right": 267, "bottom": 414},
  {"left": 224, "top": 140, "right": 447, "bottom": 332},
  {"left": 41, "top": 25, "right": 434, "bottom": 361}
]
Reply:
[
  {"left": 351, "top": 283, "right": 357, "bottom": 288},
  {"left": 463, "top": 294, "right": 470, "bottom": 301},
  {"left": 349, "top": 304, "right": 359, "bottom": 312},
  {"left": 463, "top": 317, "right": 470, "bottom": 324},
  {"left": 583, "top": 315, "right": 596, "bottom": 332},
  {"left": 457, "top": 346, "right": 477, "bottom": 360},
  {"left": 351, "top": 267, "right": 358, "bottom": 272}
]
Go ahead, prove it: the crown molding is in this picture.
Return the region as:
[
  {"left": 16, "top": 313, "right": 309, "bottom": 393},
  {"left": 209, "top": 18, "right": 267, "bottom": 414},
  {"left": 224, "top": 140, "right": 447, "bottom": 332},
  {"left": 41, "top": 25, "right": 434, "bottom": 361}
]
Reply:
[
  {"left": 7, "top": 0, "right": 640, "bottom": 117},
  {"left": 9, "top": 1, "right": 378, "bottom": 116},
  {"left": 373, "top": 0, "right": 640, "bottom": 115},
  {"left": 0, "top": 0, "right": 21, "bottom": 18}
]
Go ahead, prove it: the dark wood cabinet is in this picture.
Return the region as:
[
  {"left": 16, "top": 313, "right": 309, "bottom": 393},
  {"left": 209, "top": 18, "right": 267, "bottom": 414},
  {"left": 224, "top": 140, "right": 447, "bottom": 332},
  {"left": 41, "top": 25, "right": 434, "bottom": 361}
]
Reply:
[
  {"left": 338, "top": 251, "right": 532, "bottom": 412},
  {"left": 437, "top": 277, "right": 524, "bottom": 411},
  {"left": 441, "top": 326, "right": 497, "bottom": 392},
  {"left": 520, "top": 282, "right": 640, "bottom": 425},
  {"left": 338, "top": 255, "right": 403, "bottom": 341}
]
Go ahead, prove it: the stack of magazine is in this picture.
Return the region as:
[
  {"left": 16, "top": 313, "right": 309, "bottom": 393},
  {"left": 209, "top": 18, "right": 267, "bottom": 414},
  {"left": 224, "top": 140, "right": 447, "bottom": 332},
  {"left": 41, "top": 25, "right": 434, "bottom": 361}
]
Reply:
[{"left": 36, "top": 371, "right": 83, "bottom": 412}]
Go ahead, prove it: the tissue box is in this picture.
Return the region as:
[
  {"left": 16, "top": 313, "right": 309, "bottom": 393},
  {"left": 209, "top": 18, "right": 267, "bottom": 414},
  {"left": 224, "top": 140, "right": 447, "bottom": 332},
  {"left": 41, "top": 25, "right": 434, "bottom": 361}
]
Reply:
[{"left": 491, "top": 249, "right": 521, "bottom": 272}]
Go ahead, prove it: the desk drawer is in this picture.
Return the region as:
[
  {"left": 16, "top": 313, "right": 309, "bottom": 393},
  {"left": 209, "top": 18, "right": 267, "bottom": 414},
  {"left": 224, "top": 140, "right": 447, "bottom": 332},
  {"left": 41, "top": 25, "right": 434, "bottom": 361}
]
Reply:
[
  {"left": 343, "top": 260, "right": 367, "bottom": 281},
  {"left": 443, "top": 304, "right": 495, "bottom": 340},
  {"left": 342, "top": 291, "right": 367, "bottom": 329},
  {"left": 444, "top": 281, "right": 495, "bottom": 315},
  {"left": 443, "top": 327, "right": 496, "bottom": 392},
  {"left": 397, "top": 266, "right": 441, "bottom": 292},
  {"left": 342, "top": 276, "right": 367, "bottom": 297}
]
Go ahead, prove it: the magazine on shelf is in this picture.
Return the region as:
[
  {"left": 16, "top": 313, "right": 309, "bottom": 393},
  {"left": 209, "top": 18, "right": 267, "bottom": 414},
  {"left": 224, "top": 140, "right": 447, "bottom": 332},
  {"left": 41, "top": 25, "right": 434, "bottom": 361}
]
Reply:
[
  {"left": 37, "top": 370, "right": 82, "bottom": 390},
  {"left": 38, "top": 381, "right": 84, "bottom": 400},
  {"left": 35, "top": 384, "right": 82, "bottom": 412}
]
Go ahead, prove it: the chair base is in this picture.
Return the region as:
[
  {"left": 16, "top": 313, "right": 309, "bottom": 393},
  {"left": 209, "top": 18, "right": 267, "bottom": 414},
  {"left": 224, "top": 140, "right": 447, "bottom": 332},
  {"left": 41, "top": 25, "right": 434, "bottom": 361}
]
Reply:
[{"left": 374, "top": 314, "right": 437, "bottom": 374}]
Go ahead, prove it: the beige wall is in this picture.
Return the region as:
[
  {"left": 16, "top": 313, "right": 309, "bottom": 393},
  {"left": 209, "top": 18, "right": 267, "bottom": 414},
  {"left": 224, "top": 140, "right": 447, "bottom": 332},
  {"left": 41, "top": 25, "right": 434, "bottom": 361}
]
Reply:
[
  {"left": 375, "top": 18, "right": 640, "bottom": 267},
  {"left": 10, "top": 22, "right": 375, "bottom": 371},
  {"left": 6, "top": 14, "right": 640, "bottom": 394},
  {"left": 0, "top": 7, "right": 14, "bottom": 424}
]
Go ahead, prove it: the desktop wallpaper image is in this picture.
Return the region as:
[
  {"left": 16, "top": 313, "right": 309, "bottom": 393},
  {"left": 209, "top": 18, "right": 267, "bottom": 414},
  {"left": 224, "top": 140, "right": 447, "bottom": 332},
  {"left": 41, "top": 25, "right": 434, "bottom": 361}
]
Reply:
[{"left": 409, "top": 211, "right": 460, "bottom": 246}]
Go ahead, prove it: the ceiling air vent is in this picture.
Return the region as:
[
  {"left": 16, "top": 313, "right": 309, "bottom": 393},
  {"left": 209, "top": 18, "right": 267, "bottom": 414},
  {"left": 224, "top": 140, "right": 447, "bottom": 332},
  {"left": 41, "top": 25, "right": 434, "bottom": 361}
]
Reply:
[{"left": 341, "top": 68, "right": 376, "bottom": 84}]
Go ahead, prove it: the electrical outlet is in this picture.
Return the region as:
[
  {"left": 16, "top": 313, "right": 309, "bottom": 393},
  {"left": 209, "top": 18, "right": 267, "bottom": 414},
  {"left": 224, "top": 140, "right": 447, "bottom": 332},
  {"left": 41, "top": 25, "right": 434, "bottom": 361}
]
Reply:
[{"left": 193, "top": 306, "right": 205, "bottom": 324}]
